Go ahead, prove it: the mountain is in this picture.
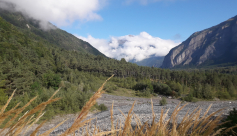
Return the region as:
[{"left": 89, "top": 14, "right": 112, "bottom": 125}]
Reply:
[
  {"left": 130, "top": 56, "right": 164, "bottom": 67},
  {"left": 161, "top": 15, "right": 237, "bottom": 68},
  {"left": 0, "top": 9, "right": 105, "bottom": 56}
]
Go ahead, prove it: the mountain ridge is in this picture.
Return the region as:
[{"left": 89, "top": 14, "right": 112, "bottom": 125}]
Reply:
[
  {"left": 0, "top": 9, "right": 105, "bottom": 56},
  {"left": 161, "top": 15, "right": 237, "bottom": 68}
]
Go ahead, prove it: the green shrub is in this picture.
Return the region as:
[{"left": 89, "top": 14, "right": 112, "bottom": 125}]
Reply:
[
  {"left": 182, "top": 93, "right": 193, "bottom": 102},
  {"left": 160, "top": 97, "right": 167, "bottom": 106},
  {"left": 97, "top": 103, "right": 108, "bottom": 111},
  {"left": 135, "top": 91, "right": 142, "bottom": 97},
  {"left": 216, "top": 90, "right": 231, "bottom": 99},
  {"left": 143, "top": 91, "right": 151, "bottom": 97},
  {"left": 219, "top": 108, "right": 237, "bottom": 135},
  {"left": 106, "top": 88, "right": 114, "bottom": 93},
  {"left": 166, "top": 81, "right": 182, "bottom": 97},
  {"left": 105, "top": 84, "right": 118, "bottom": 93},
  {"left": 135, "top": 89, "right": 151, "bottom": 97},
  {"left": 153, "top": 83, "right": 172, "bottom": 96},
  {"left": 191, "top": 97, "right": 199, "bottom": 102}
]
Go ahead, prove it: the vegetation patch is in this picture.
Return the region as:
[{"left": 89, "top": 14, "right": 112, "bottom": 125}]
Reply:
[{"left": 159, "top": 97, "right": 167, "bottom": 106}]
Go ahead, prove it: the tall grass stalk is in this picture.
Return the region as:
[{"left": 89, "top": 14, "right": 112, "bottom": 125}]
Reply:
[
  {"left": 0, "top": 88, "right": 61, "bottom": 136},
  {"left": 1, "top": 75, "right": 236, "bottom": 135}
]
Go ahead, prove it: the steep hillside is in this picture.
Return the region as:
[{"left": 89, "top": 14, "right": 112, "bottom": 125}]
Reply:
[
  {"left": 161, "top": 15, "right": 237, "bottom": 68},
  {"left": 0, "top": 9, "right": 104, "bottom": 56}
]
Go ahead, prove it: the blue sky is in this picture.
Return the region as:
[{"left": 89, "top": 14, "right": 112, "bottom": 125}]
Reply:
[
  {"left": 3, "top": 0, "right": 237, "bottom": 61},
  {"left": 62, "top": 0, "right": 237, "bottom": 41}
]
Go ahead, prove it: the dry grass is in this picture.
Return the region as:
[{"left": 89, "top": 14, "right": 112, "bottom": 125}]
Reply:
[
  {"left": 1, "top": 75, "right": 236, "bottom": 136},
  {"left": 0, "top": 88, "right": 61, "bottom": 136}
]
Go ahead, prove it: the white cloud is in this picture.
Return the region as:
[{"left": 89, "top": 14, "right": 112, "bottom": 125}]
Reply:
[
  {"left": 0, "top": 0, "right": 107, "bottom": 30},
  {"left": 76, "top": 32, "right": 180, "bottom": 61}
]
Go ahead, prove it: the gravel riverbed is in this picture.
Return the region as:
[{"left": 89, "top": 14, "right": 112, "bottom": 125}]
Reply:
[{"left": 28, "top": 94, "right": 237, "bottom": 135}]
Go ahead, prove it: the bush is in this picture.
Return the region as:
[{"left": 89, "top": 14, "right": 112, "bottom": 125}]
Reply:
[
  {"left": 216, "top": 90, "right": 231, "bottom": 99},
  {"left": 133, "top": 83, "right": 147, "bottom": 91},
  {"left": 105, "top": 85, "right": 118, "bottom": 93},
  {"left": 143, "top": 89, "right": 151, "bottom": 97},
  {"left": 160, "top": 97, "right": 167, "bottom": 106},
  {"left": 219, "top": 108, "right": 237, "bottom": 135},
  {"left": 182, "top": 93, "right": 193, "bottom": 102},
  {"left": 97, "top": 103, "right": 108, "bottom": 111},
  {"left": 153, "top": 83, "right": 172, "bottom": 96},
  {"left": 135, "top": 88, "right": 151, "bottom": 97},
  {"left": 135, "top": 91, "right": 142, "bottom": 97},
  {"left": 166, "top": 81, "right": 182, "bottom": 97}
]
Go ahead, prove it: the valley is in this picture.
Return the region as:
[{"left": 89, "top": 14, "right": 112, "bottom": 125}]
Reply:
[{"left": 0, "top": 5, "right": 237, "bottom": 136}]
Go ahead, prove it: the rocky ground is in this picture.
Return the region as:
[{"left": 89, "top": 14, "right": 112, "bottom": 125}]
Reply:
[{"left": 26, "top": 94, "right": 237, "bottom": 135}]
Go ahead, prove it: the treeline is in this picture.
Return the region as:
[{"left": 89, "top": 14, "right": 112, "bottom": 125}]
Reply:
[
  {"left": 54, "top": 49, "right": 237, "bottom": 100},
  {"left": 109, "top": 71, "right": 237, "bottom": 101}
]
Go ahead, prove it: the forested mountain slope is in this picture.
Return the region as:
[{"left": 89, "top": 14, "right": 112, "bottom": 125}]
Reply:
[
  {"left": 0, "top": 9, "right": 104, "bottom": 56},
  {"left": 161, "top": 15, "right": 237, "bottom": 68}
]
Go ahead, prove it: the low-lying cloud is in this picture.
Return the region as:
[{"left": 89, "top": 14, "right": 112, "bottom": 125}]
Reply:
[
  {"left": 0, "top": 0, "right": 106, "bottom": 30},
  {"left": 77, "top": 32, "right": 180, "bottom": 62}
]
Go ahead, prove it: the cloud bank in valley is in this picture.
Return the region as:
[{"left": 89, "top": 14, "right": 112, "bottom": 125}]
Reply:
[
  {"left": 0, "top": 0, "right": 106, "bottom": 30},
  {"left": 77, "top": 32, "right": 180, "bottom": 62}
]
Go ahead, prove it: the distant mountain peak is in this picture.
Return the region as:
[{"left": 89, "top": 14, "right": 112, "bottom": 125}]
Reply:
[{"left": 161, "top": 15, "right": 237, "bottom": 68}]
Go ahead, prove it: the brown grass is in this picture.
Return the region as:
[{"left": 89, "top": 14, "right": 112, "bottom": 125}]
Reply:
[{"left": 1, "top": 75, "right": 236, "bottom": 136}]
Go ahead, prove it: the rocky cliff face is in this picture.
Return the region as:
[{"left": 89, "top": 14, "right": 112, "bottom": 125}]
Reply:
[{"left": 161, "top": 15, "right": 237, "bottom": 68}]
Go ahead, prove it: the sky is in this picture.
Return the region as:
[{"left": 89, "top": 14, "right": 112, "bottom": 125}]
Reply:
[{"left": 1, "top": 0, "right": 237, "bottom": 61}]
